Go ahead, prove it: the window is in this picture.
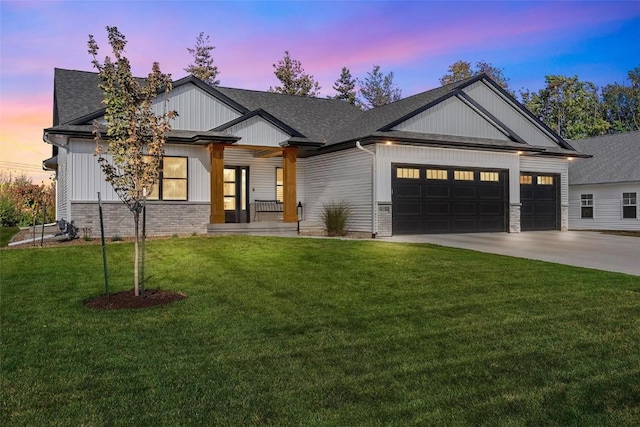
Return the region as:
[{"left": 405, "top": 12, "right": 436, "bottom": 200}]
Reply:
[
  {"left": 276, "top": 167, "right": 284, "bottom": 201},
  {"left": 396, "top": 168, "right": 420, "bottom": 179},
  {"left": 426, "top": 169, "right": 447, "bottom": 180},
  {"left": 622, "top": 192, "right": 637, "bottom": 219},
  {"left": 581, "top": 194, "right": 593, "bottom": 219},
  {"left": 454, "top": 170, "right": 474, "bottom": 181},
  {"left": 537, "top": 176, "right": 554, "bottom": 185},
  {"left": 520, "top": 175, "right": 532, "bottom": 185},
  {"left": 480, "top": 171, "right": 499, "bottom": 182},
  {"left": 144, "top": 156, "right": 188, "bottom": 201}
]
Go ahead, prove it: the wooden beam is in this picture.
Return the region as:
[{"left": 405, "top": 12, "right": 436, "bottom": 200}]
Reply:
[
  {"left": 283, "top": 147, "right": 298, "bottom": 223},
  {"left": 209, "top": 144, "right": 225, "bottom": 224}
]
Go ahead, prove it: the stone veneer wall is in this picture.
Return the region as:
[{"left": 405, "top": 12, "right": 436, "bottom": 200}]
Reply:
[
  {"left": 377, "top": 202, "right": 392, "bottom": 237},
  {"left": 561, "top": 204, "right": 569, "bottom": 231},
  {"left": 509, "top": 204, "right": 521, "bottom": 233},
  {"left": 71, "top": 201, "right": 210, "bottom": 237}
]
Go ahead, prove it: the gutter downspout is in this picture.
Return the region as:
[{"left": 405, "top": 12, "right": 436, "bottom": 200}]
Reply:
[
  {"left": 356, "top": 141, "right": 377, "bottom": 238},
  {"left": 43, "top": 132, "right": 69, "bottom": 221}
]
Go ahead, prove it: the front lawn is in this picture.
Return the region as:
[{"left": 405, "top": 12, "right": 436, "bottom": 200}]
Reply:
[
  {"left": 0, "top": 226, "right": 18, "bottom": 247},
  {"left": 1, "top": 236, "right": 639, "bottom": 425}
]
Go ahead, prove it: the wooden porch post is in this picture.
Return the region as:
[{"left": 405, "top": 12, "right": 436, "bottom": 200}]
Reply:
[
  {"left": 209, "top": 144, "right": 225, "bottom": 224},
  {"left": 283, "top": 147, "right": 298, "bottom": 223}
]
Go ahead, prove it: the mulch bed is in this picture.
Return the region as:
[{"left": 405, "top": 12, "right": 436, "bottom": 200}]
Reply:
[{"left": 84, "top": 289, "right": 187, "bottom": 310}]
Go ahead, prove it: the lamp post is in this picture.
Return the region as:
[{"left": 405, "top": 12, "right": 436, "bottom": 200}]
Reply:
[{"left": 297, "top": 201, "right": 303, "bottom": 234}]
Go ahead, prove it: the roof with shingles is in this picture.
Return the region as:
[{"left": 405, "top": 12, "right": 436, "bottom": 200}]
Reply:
[
  {"left": 568, "top": 131, "right": 640, "bottom": 185},
  {"left": 49, "top": 68, "right": 580, "bottom": 156}
]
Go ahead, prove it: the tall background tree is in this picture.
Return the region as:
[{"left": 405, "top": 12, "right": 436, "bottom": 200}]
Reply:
[
  {"left": 330, "top": 66, "right": 357, "bottom": 104},
  {"left": 600, "top": 67, "right": 640, "bottom": 133},
  {"left": 88, "top": 26, "right": 176, "bottom": 296},
  {"left": 185, "top": 32, "right": 220, "bottom": 86},
  {"left": 440, "top": 60, "right": 511, "bottom": 93},
  {"left": 521, "top": 75, "right": 609, "bottom": 139},
  {"left": 0, "top": 172, "right": 55, "bottom": 227},
  {"left": 357, "top": 65, "right": 402, "bottom": 109},
  {"left": 270, "top": 51, "right": 320, "bottom": 96}
]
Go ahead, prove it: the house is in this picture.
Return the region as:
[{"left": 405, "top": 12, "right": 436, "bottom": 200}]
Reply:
[
  {"left": 568, "top": 131, "right": 640, "bottom": 230},
  {"left": 43, "top": 68, "right": 587, "bottom": 237}
]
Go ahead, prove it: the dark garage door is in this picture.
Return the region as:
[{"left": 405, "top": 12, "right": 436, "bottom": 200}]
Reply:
[
  {"left": 392, "top": 165, "right": 508, "bottom": 234},
  {"left": 520, "top": 172, "right": 559, "bottom": 231}
]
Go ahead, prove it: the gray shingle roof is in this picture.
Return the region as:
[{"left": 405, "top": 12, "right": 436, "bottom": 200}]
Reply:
[
  {"left": 568, "top": 131, "right": 640, "bottom": 185},
  {"left": 50, "top": 69, "right": 579, "bottom": 157},
  {"left": 215, "top": 86, "right": 362, "bottom": 142}
]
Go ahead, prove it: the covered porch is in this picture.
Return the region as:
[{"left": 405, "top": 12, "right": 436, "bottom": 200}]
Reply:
[{"left": 207, "top": 143, "right": 305, "bottom": 231}]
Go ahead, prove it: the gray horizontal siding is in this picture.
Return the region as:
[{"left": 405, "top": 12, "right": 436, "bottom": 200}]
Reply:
[
  {"left": 304, "top": 148, "right": 372, "bottom": 232},
  {"left": 569, "top": 183, "right": 640, "bottom": 230}
]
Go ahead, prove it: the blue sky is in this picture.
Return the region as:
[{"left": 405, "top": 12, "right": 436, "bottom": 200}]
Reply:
[{"left": 1, "top": 0, "right": 639, "bottom": 183}]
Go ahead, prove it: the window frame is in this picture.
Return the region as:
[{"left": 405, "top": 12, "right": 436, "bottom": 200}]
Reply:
[
  {"left": 622, "top": 192, "right": 637, "bottom": 219},
  {"left": 580, "top": 194, "right": 593, "bottom": 219},
  {"left": 276, "top": 167, "right": 284, "bottom": 202},
  {"left": 144, "top": 155, "right": 189, "bottom": 201}
]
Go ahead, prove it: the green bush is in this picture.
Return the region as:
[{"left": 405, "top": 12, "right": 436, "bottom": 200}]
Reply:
[
  {"left": 321, "top": 201, "right": 351, "bottom": 236},
  {"left": 0, "top": 197, "right": 29, "bottom": 227}
]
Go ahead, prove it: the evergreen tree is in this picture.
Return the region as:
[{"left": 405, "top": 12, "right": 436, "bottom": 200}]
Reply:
[
  {"left": 357, "top": 65, "right": 402, "bottom": 109},
  {"left": 330, "top": 66, "right": 357, "bottom": 104},
  {"left": 269, "top": 51, "right": 320, "bottom": 97},
  {"left": 185, "top": 32, "right": 220, "bottom": 86}
]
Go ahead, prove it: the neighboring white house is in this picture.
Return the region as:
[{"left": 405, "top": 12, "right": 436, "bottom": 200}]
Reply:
[
  {"left": 568, "top": 131, "right": 640, "bottom": 231},
  {"left": 43, "top": 68, "right": 587, "bottom": 237}
]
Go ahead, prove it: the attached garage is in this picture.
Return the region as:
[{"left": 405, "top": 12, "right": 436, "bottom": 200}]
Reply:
[
  {"left": 392, "top": 164, "right": 508, "bottom": 234},
  {"left": 520, "top": 172, "right": 560, "bottom": 231}
]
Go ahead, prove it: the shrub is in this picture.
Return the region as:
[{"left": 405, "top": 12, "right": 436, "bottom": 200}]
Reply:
[{"left": 321, "top": 201, "right": 351, "bottom": 236}]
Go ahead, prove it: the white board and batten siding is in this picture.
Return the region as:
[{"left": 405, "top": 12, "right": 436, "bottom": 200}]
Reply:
[
  {"left": 462, "top": 80, "right": 559, "bottom": 148},
  {"left": 67, "top": 140, "right": 211, "bottom": 202},
  {"left": 376, "top": 143, "right": 521, "bottom": 201},
  {"left": 304, "top": 148, "right": 373, "bottom": 232},
  {"left": 226, "top": 116, "right": 290, "bottom": 148},
  {"left": 152, "top": 83, "right": 241, "bottom": 131},
  {"left": 393, "top": 96, "right": 510, "bottom": 141},
  {"left": 569, "top": 183, "right": 640, "bottom": 230}
]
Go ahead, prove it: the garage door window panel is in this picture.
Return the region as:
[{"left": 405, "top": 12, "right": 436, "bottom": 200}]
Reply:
[
  {"left": 426, "top": 169, "right": 448, "bottom": 180},
  {"left": 454, "top": 170, "right": 474, "bottom": 181},
  {"left": 397, "top": 168, "right": 420, "bottom": 179}
]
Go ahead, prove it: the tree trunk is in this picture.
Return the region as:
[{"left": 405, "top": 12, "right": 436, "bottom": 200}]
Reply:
[{"left": 134, "top": 210, "right": 140, "bottom": 296}]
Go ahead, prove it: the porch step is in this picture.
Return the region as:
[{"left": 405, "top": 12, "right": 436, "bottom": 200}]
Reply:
[{"left": 207, "top": 221, "right": 298, "bottom": 236}]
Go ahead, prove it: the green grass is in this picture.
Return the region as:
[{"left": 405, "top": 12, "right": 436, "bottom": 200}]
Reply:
[
  {"left": 1, "top": 236, "right": 639, "bottom": 425},
  {"left": 0, "top": 227, "right": 19, "bottom": 247}
]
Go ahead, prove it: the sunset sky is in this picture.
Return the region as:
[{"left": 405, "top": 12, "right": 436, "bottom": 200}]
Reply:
[{"left": 1, "top": 0, "right": 639, "bottom": 184}]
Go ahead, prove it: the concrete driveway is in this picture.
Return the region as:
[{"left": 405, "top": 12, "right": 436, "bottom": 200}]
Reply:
[{"left": 380, "top": 231, "right": 640, "bottom": 276}]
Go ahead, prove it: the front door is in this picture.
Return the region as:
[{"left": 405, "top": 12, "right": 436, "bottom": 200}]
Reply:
[{"left": 224, "top": 166, "right": 249, "bottom": 223}]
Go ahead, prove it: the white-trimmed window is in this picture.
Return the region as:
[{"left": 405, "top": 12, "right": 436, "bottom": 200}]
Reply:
[
  {"left": 622, "top": 192, "right": 637, "bottom": 219},
  {"left": 581, "top": 194, "right": 593, "bottom": 219}
]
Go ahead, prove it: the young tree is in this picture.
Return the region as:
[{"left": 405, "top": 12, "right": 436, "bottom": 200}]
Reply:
[
  {"left": 330, "top": 66, "right": 357, "bottom": 104},
  {"left": 440, "top": 60, "right": 511, "bottom": 92},
  {"left": 185, "top": 32, "right": 220, "bottom": 86},
  {"left": 269, "top": 51, "right": 321, "bottom": 97},
  {"left": 521, "top": 75, "right": 609, "bottom": 139},
  {"left": 88, "top": 26, "right": 176, "bottom": 296},
  {"left": 357, "top": 65, "right": 402, "bottom": 109}
]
